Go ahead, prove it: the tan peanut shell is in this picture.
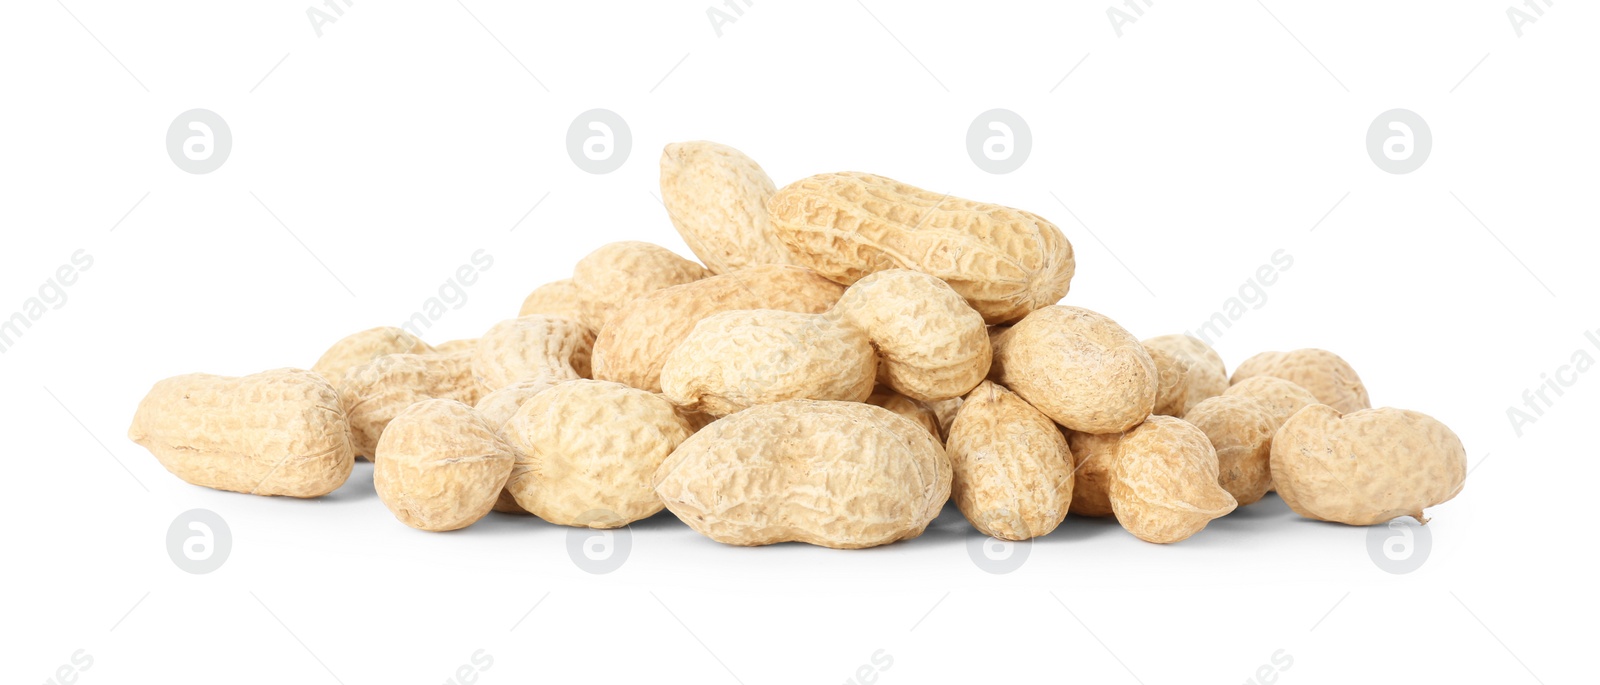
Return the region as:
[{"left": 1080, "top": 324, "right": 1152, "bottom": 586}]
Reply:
[
  {"left": 1109, "top": 416, "right": 1237, "bottom": 543},
  {"left": 432, "top": 339, "right": 479, "bottom": 356},
  {"left": 1183, "top": 395, "right": 1276, "bottom": 506},
  {"left": 311, "top": 326, "right": 434, "bottom": 384},
  {"left": 572, "top": 242, "right": 711, "bottom": 329},
  {"left": 128, "top": 369, "right": 353, "bottom": 498},
  {"left": 1223, "top": 375, "right": 1321, "bottom": 426},
  {"left": 374, "top": 400, "right": 516, "bottom": 532},
  {"left": 1271, "top": 405, "right": 1467, "bottom": 525},
  {"left": 518, "top": 278, "right": 585, "bottom": 321},
  {"left": 990, "top": 306, "right": 1157, "bottom": 433},
  {"left": 945, "top": 382, "right": 1074, "bottom": 540},
  {"left": 1065, "top": 430, "right": 1120, "bottom": 517},
  {"left": 340, "top": 352, "right": 485, "bottom": 458},
  {"left": 503, "top": 380, "right": 693, "bottom": 528},
  {"left": 471, "top": 315, "right": 594, "bottom": 390},
  {"left": 591, "top": 265, "right": 845, "bottom": 392},
  {"left": 1232, "top": 348, "right": 1370, "bottom": 414},
  {"left": 474, "top": 378, "right": 562, "bottom": 431},
  {"left": 1141, "top": 343, "right": 1193, "bottom": 417},
  {"left": 654, "top": 400, "right": 951, "bottom": 549},
  {"left": 767, "top": 172, "right": 1075, "bottom": 324},
  {"left": 474, "top": 379, "right": 562, "bottom": 515},
  {"left": 866, "top": 386, "right": 942, "bottom": 442},
  {"left": 659, "top": 141, "right": 796, "bottom": 273},
  {"left": 1143, "top": 334, "right": 1228, "bottom": 414},
  {"left": 927, "top": 397, "right": 963, "bottom": 442},
  {"left": 660, "top": 309, "right": 877, "bottom": 417},
  {"left": 829, "top": 269, "right": 991, "bottom": 401}
]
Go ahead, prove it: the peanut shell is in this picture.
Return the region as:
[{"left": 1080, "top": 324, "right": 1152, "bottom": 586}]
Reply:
[
  {"left": 572, "top": 242, "right": 711, "bottom": 329},
  {"left": 659, "top": 141, "right": 796, "bottom": 273},
  {"left": 340, "top": 352, "right": 485, "bottom": 458},
  {"left": 659, "top": 309, "right": 877, "bottom": 417},
  {"left": 945, "top": 382, "right": 1074, "bottom": 540},
  {"left": 1231, "top": 348, "right": 1370, "bottom": 414},
  {"left": 1109, "top": 416, "right": 1237, "bottom": 543},
  {"left": 829, "top": 269, "right": 990, "bottom": 402},
  {"left": 472, "top": 315, "right": 594, "bottom": 391},
  {"left": 989, "top": 306, "right": 1157, "bottom": 433},
  {"left": 311, "top": 326, "right": 434, "bottom": 385},
  {"left": 1271, "top": 405, "right": 1466, "bottom": 525},
  {"left": 374, "top": 400, "right": 516, "bottom": 532}
]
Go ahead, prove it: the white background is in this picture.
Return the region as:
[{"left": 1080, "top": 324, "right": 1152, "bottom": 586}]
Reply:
[{"left": 3, "top": 1, "right": 1595, "bottom": 683}]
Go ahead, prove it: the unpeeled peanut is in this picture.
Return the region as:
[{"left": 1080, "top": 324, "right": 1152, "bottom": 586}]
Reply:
[
  {"left": 572, "top": 242, "right": 711, "bottom": 329},
  {"left": 1110, "top": 416, "right": 1237, "bottom": 543},
  {"left": 503, "top": 380, "right": 693, "bottom": 528},
  {"left": 1143, "top": 334, "right": 1227, "bottom": 414},
  {"left": 129, "top": 369, "right": 354, "bottom": 497},
  {"left": 660, "top": 309, "right": 877, "bottom": 416},
  {"left": 659, "top": 141, "right": 797, "bottom": 273},
  {"left": 1182, "top": 394, "right": 1277, "bottom": 505},
  {"left": 990, "top": 305, "right": 1156, "bottom": 434},
  {"left": 374, "top": 399, "right": 516, "bottom": 532},
  {"left": 518, "top": 278, "right": 585, "bottom": 321},
  {"left": 1232, "top": 348, "right": 1370, "bottom": 414},
  {"left": 471, "top": 315, "right": 594, "bottom": 390},
  {"left": 340, "top": 352, "right": 484, "bottom": 458},
  {"left": 312, "top": 326, "right": 434, "bottom": 385},
  {"left": 1271, "top": 405, "right": 1466, "bottom": 525},
  {"left": 591, "top": 264, "right": 845, "bottom": 393},
  {"left": 945, "top": 381, "right": 1074, "bottom": 540},
  {"left": 830, "top": 269, "right": 991, "bottom": 402},
  {"left": 654, "top": 400, "right": 951, "bottom": 549},
  {"left": 768, "top": 172, "right": 1074, "bottom": 324}
]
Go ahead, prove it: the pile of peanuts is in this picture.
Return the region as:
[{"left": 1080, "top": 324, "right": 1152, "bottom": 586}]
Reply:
[{"left": 128, "top": 141, "right": 1468, "bottom": 548}]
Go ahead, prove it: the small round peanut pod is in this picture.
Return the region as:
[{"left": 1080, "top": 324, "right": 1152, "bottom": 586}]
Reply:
[
  {"left": 1183, "top": 394, "right": 1277, "bottom": 506},
  {"left": 591, "top": 264, "right": 845, "bottom": 393},
  {"left": 1109, "top": 416, "right": 1237, "bottom": 544},
  {"left": 654, "top": 400, "right": 950, "bottom": 549},
  {"left": 471, "top": 315, "right": 595, "bottom": 391},
  {"left": 474, "top": 377, "right": 563, "bottom": 431},
  {"left": 990, "top": 305, "right": 1157, "bottom": 433},
  {"left": 659, "top": 141, "right": 797, "bottom": 274},
  {"left": 659, "top": 309, "right": 877, "bottom": 417},
  {"left": 340, "top": 352, "right": 484, "bottom": 459},
  {"left": 1065, "top": 430, "right": 1120, "bottom": 518},
  {"left": 518, "top": 278, "right": 585, "bottom": 321},
  {"left": 828, "top": 269, "right": 991, "bottom": 402},
  {"left": 572, "top": 241, "right": 711, "bottom": 330},
  {"left": 866, "top": 386, "right": 942, "bottom": 442},
  {"left": 473, "top": 377, "right": 563, "bottom": 515},
  {"left": 1143, "top": 334, "right": 1227, "bottom": 414},
  {"left": 1270, "top": 405, "right": 1467, "bottom": 525},
  {"left": 1222, "top": 375, "right": 1320, "bottom": 426},
  {"left": 311, "top": 326, "right": 434, "bottom": 385},
  {"left": 1141, "top": 343, "right": 1193, "bottom": 418},
  {"left": 503, "top": 380, "right": 694, "bottom": 528},
  {"left": 374, "top": 400, "right": 516, "bottom": 532},
  {"left": 945, "top": 381, "right": 1074, "bottom": 540},
  {"left": 1231, "top": 348, "right": 1370, "bottom": 414}
]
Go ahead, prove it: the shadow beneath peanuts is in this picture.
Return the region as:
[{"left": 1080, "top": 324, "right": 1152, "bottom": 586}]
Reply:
[
  {"left": 1035, "top": 514, "right": 1122, "bottom": 543},
  {"left": 318, "top": 460, "right": 378, "bottom": 503}
]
